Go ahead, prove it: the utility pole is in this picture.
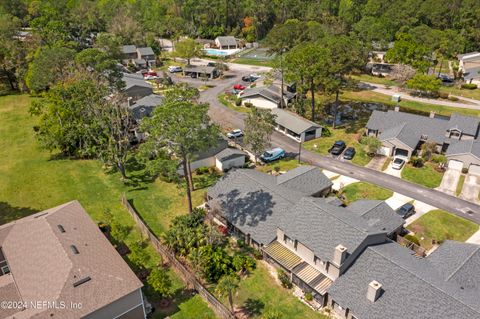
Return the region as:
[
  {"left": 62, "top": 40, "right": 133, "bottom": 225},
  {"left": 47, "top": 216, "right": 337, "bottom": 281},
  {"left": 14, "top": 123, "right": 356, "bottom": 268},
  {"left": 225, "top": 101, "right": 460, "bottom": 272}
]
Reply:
[
  {"left": 298, "top": 138, "right": 302, "bottom": 163},
  {"left": 280, "top": 47, "right": 285, "bottom": 108}
]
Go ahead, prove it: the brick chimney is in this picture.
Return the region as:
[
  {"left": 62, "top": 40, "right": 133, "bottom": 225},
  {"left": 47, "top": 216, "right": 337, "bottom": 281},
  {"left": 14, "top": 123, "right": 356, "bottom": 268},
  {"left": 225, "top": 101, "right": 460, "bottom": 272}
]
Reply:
[{"left": 367, "top": 280, "right": 383, "bottom": 302}]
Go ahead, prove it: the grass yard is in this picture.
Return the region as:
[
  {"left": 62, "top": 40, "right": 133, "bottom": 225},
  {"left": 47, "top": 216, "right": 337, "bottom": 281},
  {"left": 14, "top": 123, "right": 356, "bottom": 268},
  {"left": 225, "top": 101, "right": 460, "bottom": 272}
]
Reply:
[
  {"left": 456, "top": 174, "right": 466, "bottom": 196},
  {"left": 440, "top": 86, "right": 480, "bottom": 101},
  {"left": 407, "top": 210, "right": 479, "bottom": 250},
  {"left": 218, "top": 93, "right": 251, "bottom": 113},
  {"left": 218, "top": 262, "right": 329, "bottom": 319},
  {"left": 257, "top": 158, "right": 303, "bottom": 173},
  {"left": 340, "top": 182, "right": 393, "bottom": 204},
  {"left": 341, "top": 90, "right": 480, "bottom": 117},
  {"left": 231, "top": 57, "right": 275, "bottom": 67},
  {"left": 350, "top": 74, "right": 397, "bottom": 86},
  {"left": 401, "top": 163, "right": 444, "bottom": 189},
  {"left": 303, "top": 128, "right": 372, "bottom": 166},
  {"left": 0, "top": 94, "right": 214, "bottom": 318}
]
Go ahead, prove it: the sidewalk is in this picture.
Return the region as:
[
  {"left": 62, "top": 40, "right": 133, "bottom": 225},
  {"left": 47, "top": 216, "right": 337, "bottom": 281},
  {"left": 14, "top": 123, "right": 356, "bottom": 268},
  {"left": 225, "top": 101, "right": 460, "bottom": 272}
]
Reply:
[{"left": 466, "top": 229, "right": 480, "bottom": 245}]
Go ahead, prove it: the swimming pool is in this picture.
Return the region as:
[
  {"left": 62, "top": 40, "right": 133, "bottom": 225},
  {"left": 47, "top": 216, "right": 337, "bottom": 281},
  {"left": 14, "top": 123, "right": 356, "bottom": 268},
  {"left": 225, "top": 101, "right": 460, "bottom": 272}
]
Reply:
[{"left": 204, "top": 48, "right": 241, "bottom": 56}]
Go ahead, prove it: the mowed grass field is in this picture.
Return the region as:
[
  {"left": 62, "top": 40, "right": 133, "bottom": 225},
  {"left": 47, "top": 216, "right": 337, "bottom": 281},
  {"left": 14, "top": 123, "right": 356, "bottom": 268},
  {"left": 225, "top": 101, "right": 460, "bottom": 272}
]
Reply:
[
  {"left": 0, "top": 94, "right": 215, "bottom": 319},
  {"left": 340, "top": 182, "right": 393, "bottom": 204}
]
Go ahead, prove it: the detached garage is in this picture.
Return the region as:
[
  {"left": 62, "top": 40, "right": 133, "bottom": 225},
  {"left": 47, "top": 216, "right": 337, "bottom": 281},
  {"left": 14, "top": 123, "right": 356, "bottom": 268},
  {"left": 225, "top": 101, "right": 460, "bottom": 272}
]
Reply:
[
  {"left": 215, "top": 148, "right": 247, "bottom": 171},
  {"left": 446, "top": 140, "right": 480, "bottom": 170},
  {"left": 271, "top": 108, "right": 322, "bottom": 143}
]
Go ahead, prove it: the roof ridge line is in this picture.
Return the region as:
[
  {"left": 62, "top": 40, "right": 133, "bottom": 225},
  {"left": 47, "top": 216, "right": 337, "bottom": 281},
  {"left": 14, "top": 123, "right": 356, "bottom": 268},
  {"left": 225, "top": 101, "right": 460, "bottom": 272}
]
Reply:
[
  {"left": 238, "top": 170, "right": 298, "bottom": 204},
  {"left": 276, "top": 166, "right": 314, "bottom": 185},
  {"left": 371, "top": 246, "right": 480, "bottom": 314},
  {"left": 445, "top": 245, "right": 480, "bottom": 281},
  {"left": 358, "top": 201, "right": 384, "bottom": 217}
]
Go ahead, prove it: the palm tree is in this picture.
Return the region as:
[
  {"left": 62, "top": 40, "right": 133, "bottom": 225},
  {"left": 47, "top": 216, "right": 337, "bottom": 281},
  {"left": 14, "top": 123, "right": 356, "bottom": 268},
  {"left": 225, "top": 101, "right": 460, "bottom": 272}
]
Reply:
[{"left": 216, "top": 274, "right": 239, "bottom": 312}]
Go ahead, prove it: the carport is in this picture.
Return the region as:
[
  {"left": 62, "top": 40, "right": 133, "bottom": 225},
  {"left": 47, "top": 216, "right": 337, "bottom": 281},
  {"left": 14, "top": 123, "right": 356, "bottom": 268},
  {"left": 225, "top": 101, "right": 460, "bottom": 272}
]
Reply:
[{"left": 271, "top": 108, "right": 322, "bottom": 143}]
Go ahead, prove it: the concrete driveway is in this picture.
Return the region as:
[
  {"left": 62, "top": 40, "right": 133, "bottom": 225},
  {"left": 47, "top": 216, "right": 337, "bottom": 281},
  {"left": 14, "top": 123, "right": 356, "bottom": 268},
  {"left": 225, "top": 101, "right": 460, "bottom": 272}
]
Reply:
[
  {"left": 385, "top": 192, "right": 413, "bottom": 210},
  {"left": 384, "top": 162, "right": 403, "bottom": 178},
  {"left": 366, "top": 155, "right": 388, "bottom": 171},
  {"left": 460, "top": 172, "right": 480, "bottom": 204},
  {"left": 332, "top": 176, "right": 359, "bottom": 191},
  {"left": 436, "top": 168, "right": 462, "bottom": 196}
]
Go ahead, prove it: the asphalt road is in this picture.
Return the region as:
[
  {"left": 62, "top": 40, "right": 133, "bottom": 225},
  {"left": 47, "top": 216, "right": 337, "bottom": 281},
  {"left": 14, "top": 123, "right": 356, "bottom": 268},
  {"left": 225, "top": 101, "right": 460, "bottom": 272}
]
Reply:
[{"left": 174, "top": 62, "right": 480, "bottom": 223}]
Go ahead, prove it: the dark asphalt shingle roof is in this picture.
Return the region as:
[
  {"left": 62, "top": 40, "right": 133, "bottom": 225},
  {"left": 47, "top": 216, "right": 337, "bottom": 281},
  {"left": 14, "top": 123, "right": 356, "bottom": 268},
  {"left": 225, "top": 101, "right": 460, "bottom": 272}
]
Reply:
[
  {"left": 378, "top": 123, "right": 419, "bottom": 150},
  {"left": 128, "top": 94, "right": 164, "bottom": 120},
  {"left": 122, "top": 73, "right": 152, "bottom": 90},
  {"left": 194, "top": 138, "right": 228, "bottom": 161},
  {"left": 183, "top": 65, "right": 217, "bottom": 74},
  {"left": 327, "top": 241, "right": 480, "bottom": 319},
  {"left": 281, "top": 198, "right": 386, "bottom": 264},
  {"left": 448, "top": 113, "right": 480, "bottom": 136},
  {"left": 276, "top": 166, "right": 332, "bottom": 195},
  {"left": 137, "top": 47, "right": 155, "bottom": 56},
  {"left": 271, "top": 109, "right": 322, "bottom": 135},
  {"left": 121, "top": 45, "right": 136, "bottom": 54},
  {"left": 446, "top": 140, "right": 480, "bottom": 159},
  {"left": 241, "top": 85, "right": 295, "bottom": 104},
  {"left": 347, "top": 200, "right": 405, "bottom": 235},
  {"left": 215, "top": 148, "right": 247, "bottom": 162}
]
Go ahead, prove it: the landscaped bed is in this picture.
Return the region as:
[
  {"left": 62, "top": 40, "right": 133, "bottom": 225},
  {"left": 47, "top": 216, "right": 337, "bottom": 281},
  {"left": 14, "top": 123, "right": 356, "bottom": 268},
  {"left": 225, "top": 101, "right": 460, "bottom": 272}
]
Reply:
[
  {"left": 407, "top": 210, "right": 479, "bottom": 250},
  {"left": 401, "top": 162, "right": 444, "bottom": 188},
  {"left": 218, "top": 93, "right": 251, "bottom": 113},
  {"left": 339, "top": 182, "right": 393, "bottom": 205}
]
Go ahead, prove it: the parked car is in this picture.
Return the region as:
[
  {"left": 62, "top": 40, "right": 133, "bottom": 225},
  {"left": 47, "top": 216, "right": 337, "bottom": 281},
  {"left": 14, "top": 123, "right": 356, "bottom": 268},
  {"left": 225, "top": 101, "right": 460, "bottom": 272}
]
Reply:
[
  {"left": 343, "top": 147, "right": 356, "bottom": 160},
  {"left": 392, "top": 157, "right": 406, "bottom": 170},
  {"left": 260, "top": 147, "right": 285, "bottom": 162},
  {"left": 143, "top": 71, "right": 158, "bottom": 80},
  {"left": 168, "top": 66, "right": 183, "bottom": 73},
  {"left": 233, "top": 84, "right": 246, "bottom": 90},
  {"left": 438, "top": 74, "right": 454, "bottom": 83},
  {"left": 207, "top": 62, "right": 216, "bottom": 67},
  {"left": 396, "top": 203, "right": 415, "bottom": 219},
  {"left": 330, "top": 141, "right": 346, "bottom": 156},
  {"left": 242, "top": 74, "right": 260, "bottom": 82},
  {"left": 227, "top": 129, "right": 243, "bottom": 139}
]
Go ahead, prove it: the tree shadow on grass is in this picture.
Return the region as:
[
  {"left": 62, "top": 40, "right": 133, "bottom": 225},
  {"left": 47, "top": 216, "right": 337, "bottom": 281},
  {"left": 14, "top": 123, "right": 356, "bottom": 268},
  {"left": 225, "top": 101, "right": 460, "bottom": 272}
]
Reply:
[
  {"left": 0, "top": 202, "right": 39, "bottom": 225},
  {"left": 239, "top": 298, "right": 265, "bottom": 317}
]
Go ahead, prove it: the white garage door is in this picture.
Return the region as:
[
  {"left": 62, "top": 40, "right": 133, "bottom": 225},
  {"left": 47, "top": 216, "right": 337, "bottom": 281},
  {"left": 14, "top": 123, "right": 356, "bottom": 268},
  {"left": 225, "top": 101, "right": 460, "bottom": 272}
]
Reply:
[
  {"left": 378, "top": 146, "right": 391, "bottom": 156},
  {"left": 469, "top": 164, "right": 480, "bottom": 175},
  {"left": 448, "top": 160, "right": 464, "bottom": 171}
]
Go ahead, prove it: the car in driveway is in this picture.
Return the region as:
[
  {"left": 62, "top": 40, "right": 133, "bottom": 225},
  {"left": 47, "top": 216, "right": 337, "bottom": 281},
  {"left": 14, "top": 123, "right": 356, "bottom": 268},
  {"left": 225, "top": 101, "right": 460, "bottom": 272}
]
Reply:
[
  {"left": 227, "top": 129, "right": 243, "bottom": 139},
  {"left": 330, "top": 141, "right": 346, "bottom": 156},
  {"left": 168, "top": 66, "right": 183, "bottom": 73},
  {"left": 260, "top": 147, "right": 285, "bottom": 162},
  {"left": 233, "top": 84, "right": 246, "bottom": 90},
  {"left": 392, "top": 157, "right": 406, "bottom": 170},
  {"left": 343, "top": 147, "right": 356, "bottom": 160},
  {"left": 242, "top": 74, "right": 261, "bottom": 82},
  {"left": 396, "top": 203, "right": 415, "bottom": 219}
]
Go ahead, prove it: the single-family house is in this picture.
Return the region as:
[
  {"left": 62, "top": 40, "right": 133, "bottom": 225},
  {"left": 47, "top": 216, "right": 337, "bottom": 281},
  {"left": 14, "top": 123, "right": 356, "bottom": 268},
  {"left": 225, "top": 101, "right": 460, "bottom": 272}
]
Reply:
[
  {"left": 0, "top": 201, "right": 146, "bottom": 319},
  {"left": 369, "top": 51, "right": 387, "bottom": 63},
  {"left": 271, "top": 108, "right": 322, "bottom": 142},
  {"left": 366, "top": 109, "right": 480, "bottom": 163},
  {"left": 122, "top": 73, "right": 153, "bottom": 101},
  {"left": 463, "top": 66, "right": 480, "bottom": 86},
  {"left": 214, "top": 36, "right": 238, "bottom": 50},
  {"left": 458, "top": 52, "right": 480, "bottom": 73},
  {"left": 128, "top": 94, "right": 164, "bottom": 141},
  {"left": 183, "top": 65, "right": 219, "bottom": 79},
  {"left": 122, "top": 45, "right": 138, "bottom": 62},
  {"left": 371, "top": 63, "right": 394, "bottom": 76},
  {"left": 137, "top": 47, "right": 156, "bottom": 67},
  {"left": 240, "top": 85, "right": 296, "bottom": 109}
]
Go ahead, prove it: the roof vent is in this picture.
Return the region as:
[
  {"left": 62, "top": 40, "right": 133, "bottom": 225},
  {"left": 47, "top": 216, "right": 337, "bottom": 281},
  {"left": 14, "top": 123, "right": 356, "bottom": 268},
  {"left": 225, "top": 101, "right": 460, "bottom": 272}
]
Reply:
[
  {"left": 367, "top": 280, "right": 383, "bottom": 302},
  {"left": 57, "top": 225, "right": 66, "bottom": 233},
  {"left": 70, "top": 245, "right": 79, "bottom": 254},
  {"left": 73, "top": 276, "right": 91, "bottom": 288}
]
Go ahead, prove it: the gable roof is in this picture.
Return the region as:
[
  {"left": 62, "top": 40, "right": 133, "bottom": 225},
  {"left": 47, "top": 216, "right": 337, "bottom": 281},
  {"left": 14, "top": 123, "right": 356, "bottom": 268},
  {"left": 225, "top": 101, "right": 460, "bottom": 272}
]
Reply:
[
  {"left": 347, "top": 200, "right": 405, "bottom": 235},
  {"left": 446, "top": 140, "right": 480, "bottom": 159},
  {"left": 183, "top": 65, "right": 217, "bottom": 74},
  {"left": 137, "top": 47, "right": 155, "bottom": 56},
  {"left": 448, "top": 113, "right": 480, "bottom": 136},
  {"left": 215, "top": 36, "right": 237, "bottom": 46},
  {"left": 215, "top": 147, "right": 247, "bottom": 162},
  {"left": 327, "top": 241, "right": 480, "bottom": 319},
  {"left": 276, "top": 165, "right": 332, "bottom": 195},
  {"left": 122, "top": 72, "right": 152, "bottom": 90},
  {"left": 0, "top": 201, "right": 143, "bottom": 319},
  {"left": 271, "top": 108, "right": 322, "bottom": 135},
  {"left": 241, "top": 85, "right": 295, "bottom": 104},
  {"left": 378, "top": 123, "right": 419, "bottom": 150},
  {"left": 129, "top": 94, "right": 164, "bottom": 120},
  {"left": 282, "top": 198, "right": 386, "bottom": 264},
  {"left": 121, "top": 45, "right": 137, "bottom": 54}
]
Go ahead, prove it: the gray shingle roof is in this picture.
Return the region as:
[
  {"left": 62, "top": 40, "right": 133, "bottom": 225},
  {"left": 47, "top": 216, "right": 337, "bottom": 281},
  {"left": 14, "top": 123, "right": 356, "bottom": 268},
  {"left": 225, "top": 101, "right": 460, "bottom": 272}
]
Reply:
[
  {"left": 241, "top": 85, "right": 295, "bottom": 104},
  {"left": 327, "top": 241, "right": 480, "bottom": 319},
  {"left": 183, "top": 65, "right": 217, "bottom": 74},
  {"left": 215, "top": 147, "right": 246, "bottom": 162},
  {"left": 464, "top": 66, "right": 480, "bottom": 81},
  {"left": 378, "top": 123, "right": 419, "bottom": 150},
  {"left": 448, "top": 113, "right": 480, "bottom": 136},
  {"left": 208, "top": 169, "right": 306, "bottom": 245},
  {"left": 122, "top": 73, "right": 152, "bottom": 90},
  {"left": 347, "top": 200, "right": 405, "bottom": 235},
  {"left": 446, "top": 140, "right": 480, "bottom": 159},
  {"left": 137, "top": 47, "right": 155, "bottom": 56},
  {"left": 271, "top": 109, "right": 322, "bottom": 135},
  {"left": 121, "top": 45, "right": 136, "bottom": 54},
  {"left": 276, "top": 166, "right": 332, "bottom": 195},
  {"left": 215, "top": 36, "right": 237, "bottom": 46},
  {"left": 194, "top": 137, "right": 228, "bottom": 161},
  {"left": 428, "top": 240, "right": 480, "bottom": 290},
  {"left": 281, "top": 198, "right": 386, "bottom": 264},
  {"left": 129, "top": 94, "right": 164, "bottom": 120}
]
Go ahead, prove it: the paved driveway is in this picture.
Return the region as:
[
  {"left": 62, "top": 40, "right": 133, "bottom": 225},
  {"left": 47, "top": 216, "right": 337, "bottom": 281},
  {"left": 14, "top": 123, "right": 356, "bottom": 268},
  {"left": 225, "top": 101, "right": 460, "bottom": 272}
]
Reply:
[
  {"left": 437, "top": 168, "right": 462, "bottom": 196},
  {"left": 385, "top": 192, "right": 413, "bottom": 210},
  {"left": 461, "top": 172, "right": 480, "bottom": 204},
  {"left": 332, "top": 176, "right": 359, "bottom": 191},
  {"left": 365, "top": 155, "right": 388, "bottom": 171},
  {"left": 384, "top": 162, "right": 403, "bottom": 178}
]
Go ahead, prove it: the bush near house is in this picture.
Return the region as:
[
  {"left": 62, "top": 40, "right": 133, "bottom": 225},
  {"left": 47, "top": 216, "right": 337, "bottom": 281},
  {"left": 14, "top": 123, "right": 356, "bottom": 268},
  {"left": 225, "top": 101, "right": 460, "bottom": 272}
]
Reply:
[{"left": 461, "top": 83, "right": 478, "bottom": 90}]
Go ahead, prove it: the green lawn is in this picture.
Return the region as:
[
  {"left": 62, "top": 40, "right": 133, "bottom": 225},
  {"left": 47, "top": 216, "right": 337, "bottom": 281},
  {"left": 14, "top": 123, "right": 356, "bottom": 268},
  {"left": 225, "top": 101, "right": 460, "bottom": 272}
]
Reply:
[
  {"left": 303, "top": 128, "right": 372, "bottom": 166},
  {"left": 219, "top": 262, "right": 329, "bottom": 319},
  {"left": 440, "top": 86, "right": 480, "bottom": 101},
  {"left": 401, "top": 163, "right": 444, "bottom": 188},
  {"left": 231, "top": 57, "right": 274, "bottom": 67},
  {"left": 456, "top": 174, "right": 466, "bottom": 196},
  {"left": 340, "top": 182, "right": 393, "bottom": 204},
  {"left": 257, "top": 158, "right": 303, "bottom": 173},
  {"left": 407, "top": 210, "right": 479, "bottom": 250},
  {"left": 350, "top": 74, "right": 397, "bottom": 86},
  {"left": 341, "top": 90, "right": 480, "bottom": 117},
  {"left": 0, "top": 94, "right": 214, "bottom": 318},
  {"left": 218, "top": 93, "right": 251, "bottom": 113}
]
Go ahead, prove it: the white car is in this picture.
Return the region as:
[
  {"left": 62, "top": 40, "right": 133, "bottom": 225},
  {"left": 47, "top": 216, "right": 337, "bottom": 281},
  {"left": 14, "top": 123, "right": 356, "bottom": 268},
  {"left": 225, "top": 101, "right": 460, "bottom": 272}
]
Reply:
[
  {"left": 227, "top": 129, "right": 243, "bottom": 139},
  {"left": 392, "top": 157, "right": 406, "bottom": 170},
  {"left": 168, "top": 66, "right": 182, "bottom": 73}
]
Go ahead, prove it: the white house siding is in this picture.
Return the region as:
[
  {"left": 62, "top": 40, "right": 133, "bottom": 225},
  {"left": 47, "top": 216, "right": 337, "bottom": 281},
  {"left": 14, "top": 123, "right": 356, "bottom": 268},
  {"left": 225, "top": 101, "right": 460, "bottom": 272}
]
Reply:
[
  {"left": 242, "top": 97, "right": 278, "bottom": 109},
  {"left": 85, "top": 289, "right": 145, "bottom": 319},
  {"left": 215, "top": 156, "right": 245, "bottom": 171},
  {"left": 447, "top": 154, "right": 480, "bottom": 169},
  {"left": 378, "top": 146, "right": 392, "bottom": 156},
  {"left": 177, "top": 157, "right": 216, "bottom": 175}
]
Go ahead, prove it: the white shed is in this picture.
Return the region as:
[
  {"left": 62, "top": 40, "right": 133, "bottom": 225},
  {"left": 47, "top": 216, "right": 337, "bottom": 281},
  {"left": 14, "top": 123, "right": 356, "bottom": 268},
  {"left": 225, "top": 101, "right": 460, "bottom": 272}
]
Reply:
[{"left": 215, "top": 148, "right": 247, "bottom": 171}]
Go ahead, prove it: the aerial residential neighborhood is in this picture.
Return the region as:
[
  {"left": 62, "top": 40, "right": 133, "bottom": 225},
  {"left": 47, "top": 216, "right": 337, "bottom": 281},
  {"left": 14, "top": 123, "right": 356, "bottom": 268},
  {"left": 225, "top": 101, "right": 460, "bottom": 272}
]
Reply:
[{"left": 1, "top": 1, "right": 480, "bottom": 319}]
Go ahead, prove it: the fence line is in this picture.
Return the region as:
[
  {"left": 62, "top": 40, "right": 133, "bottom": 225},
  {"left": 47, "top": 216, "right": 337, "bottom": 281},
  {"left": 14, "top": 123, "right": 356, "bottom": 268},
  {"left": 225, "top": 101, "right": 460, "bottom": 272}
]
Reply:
[
  {"left": 121, "top": 195, "right": 236, "bottom": 319},
  {"left": 396, "top": 236, "right": 426, "bottom": 257}
]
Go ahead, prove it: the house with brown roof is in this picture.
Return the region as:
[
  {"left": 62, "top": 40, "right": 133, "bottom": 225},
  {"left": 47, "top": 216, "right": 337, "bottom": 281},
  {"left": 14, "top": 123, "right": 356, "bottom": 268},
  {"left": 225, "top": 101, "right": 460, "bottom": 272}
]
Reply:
[{"left": 0, "top": 201, "right": 146, "bottom": 319}]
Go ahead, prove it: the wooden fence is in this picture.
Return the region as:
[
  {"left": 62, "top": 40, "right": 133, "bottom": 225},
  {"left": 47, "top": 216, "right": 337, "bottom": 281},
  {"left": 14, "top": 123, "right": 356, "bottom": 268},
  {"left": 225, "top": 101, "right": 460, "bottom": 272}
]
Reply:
[
  {"left": 121, "top": 195, "right": 236, "bottom": 319},
  {"left": 396, "top": 236, "right": 426, "bottom": 257}
]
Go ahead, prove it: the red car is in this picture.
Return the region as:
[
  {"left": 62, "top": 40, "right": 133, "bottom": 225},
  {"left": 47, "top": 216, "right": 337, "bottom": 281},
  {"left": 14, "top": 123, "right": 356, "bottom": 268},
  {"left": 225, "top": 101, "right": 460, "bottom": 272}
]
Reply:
[{"left": 233, "top": 84, "right": 246, "bottom": 90}]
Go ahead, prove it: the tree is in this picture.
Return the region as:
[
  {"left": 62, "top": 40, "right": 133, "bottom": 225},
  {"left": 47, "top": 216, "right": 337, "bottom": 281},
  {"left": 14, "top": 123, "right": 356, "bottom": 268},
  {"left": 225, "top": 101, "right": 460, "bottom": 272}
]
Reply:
[
  {"left": 244, "top": 108, "right": 276, "bottom": 162},
  {"left": 141, "top": 86, "right": 219, "bottom": 212},
  {"left": 174, "top": 38, "right": 203, "bottom": 65},
  {"left": 0, "top": 13, "right": 24, "bottom": 91},
  {"left": 216, "top": 274, "right": 239, "bottom": 312},
  {"left": 147, "top": 268, "right": 172, "bottom": 298},
  {"left": 75, "top": 48, "right": 122, "bottom": 88},
  {"left": 406, "top": 74, "right": 442, "bottom": 97},
  {"left": 390, "top": 64, "right": 416, "bottom": 86},
  {"left": 385, "top": 33, "right": 432, "bottom": 73},
  {"left": 421, "top": 141, "right": 437, "bottom": 161},
  {"left": 362, "top": 136, "right": 382, "bottom": 156}
]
